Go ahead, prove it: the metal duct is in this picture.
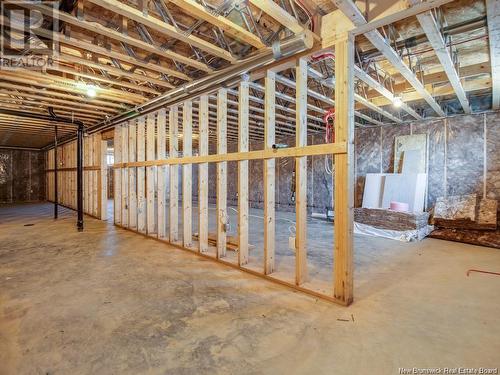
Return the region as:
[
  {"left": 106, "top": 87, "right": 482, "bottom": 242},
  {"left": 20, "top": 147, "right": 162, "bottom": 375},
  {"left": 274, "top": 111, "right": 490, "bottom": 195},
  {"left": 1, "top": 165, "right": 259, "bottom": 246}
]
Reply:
[{"left": 87, "top": 32, "right": 314, "bottom": 134}]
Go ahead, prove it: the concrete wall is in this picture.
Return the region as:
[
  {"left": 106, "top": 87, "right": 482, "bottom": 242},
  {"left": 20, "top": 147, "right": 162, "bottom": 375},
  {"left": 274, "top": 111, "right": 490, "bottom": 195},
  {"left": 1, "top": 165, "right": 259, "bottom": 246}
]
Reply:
[
  {"left": 355, "top": 111, "right": 500, "bottom": 210},
  {"left": 0, "top": 148, "right": 46, "bottom": 203}
]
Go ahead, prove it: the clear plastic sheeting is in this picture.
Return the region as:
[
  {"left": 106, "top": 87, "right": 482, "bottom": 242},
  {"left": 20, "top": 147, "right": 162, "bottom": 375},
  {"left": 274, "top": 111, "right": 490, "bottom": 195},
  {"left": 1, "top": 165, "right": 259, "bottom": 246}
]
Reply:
[{"left": 354, "top": 221, "right": 434, "bottom": 242}]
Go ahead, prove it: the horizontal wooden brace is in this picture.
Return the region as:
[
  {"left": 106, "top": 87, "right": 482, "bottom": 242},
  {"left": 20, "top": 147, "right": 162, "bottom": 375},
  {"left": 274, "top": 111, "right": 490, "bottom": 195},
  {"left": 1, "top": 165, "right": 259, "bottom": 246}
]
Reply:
[{"left": 113, "top": 142, "right": 347, "bottom": 168}]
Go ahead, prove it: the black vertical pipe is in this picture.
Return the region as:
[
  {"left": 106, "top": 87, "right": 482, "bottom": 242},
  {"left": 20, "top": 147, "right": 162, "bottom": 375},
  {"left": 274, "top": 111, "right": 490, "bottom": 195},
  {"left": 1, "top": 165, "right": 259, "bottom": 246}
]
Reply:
[
  {"left": 77, "top": 124, "right": 84, "bottom": 231},
  {"left": 54, "top": 125, "right": 58, "bottom": 219}
]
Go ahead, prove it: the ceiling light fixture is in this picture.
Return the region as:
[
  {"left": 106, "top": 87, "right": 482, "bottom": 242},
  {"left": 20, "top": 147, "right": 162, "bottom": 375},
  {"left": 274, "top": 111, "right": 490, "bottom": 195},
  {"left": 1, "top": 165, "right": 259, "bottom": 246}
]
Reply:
[
  {"left": 393, "top": 95, "right": 403, "bottom": 108},
  {"left": 86, "top": 85, "right": 97, "bottom": 98}
]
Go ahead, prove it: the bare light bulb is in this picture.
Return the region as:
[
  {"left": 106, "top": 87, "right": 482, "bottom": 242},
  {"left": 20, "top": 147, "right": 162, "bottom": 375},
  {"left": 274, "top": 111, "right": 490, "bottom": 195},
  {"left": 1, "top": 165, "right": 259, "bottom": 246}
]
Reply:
[{"left": 393, "top": 96, "right": 403, "bottom": 108}]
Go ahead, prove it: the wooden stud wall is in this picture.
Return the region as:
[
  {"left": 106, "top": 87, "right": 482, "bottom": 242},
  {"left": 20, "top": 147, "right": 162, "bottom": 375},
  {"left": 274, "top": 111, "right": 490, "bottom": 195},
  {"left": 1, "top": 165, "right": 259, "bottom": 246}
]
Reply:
[
  {"left": 46, "top": 132, "right": 107, "bottom": 220},
  {"left": 112, "top": 68, "right": 352, "bottom": 305}
]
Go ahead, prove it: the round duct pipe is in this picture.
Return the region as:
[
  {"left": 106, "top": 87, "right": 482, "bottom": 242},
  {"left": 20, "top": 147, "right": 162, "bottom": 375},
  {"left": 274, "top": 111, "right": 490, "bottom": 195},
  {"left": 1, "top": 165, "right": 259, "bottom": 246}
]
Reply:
[{"left": 87, "top": 32, "right": 314, "bottom": 134}]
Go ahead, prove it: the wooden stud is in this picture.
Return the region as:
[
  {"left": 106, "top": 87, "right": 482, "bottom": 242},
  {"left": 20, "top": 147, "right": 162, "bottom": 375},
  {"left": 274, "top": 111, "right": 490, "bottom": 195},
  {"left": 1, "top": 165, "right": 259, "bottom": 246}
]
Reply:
[
  {"left": 169, "top": 106, "right": 179, "bottom": 243},
  {"left": 128, "top": 119, "right": 137, "bottom": 229},
  {"left": 264, "top": 70, "right": 276, "bottom": 275},
  {"left": 121, "top": 124, "right": 129, "bottom": 227},
  {"left": 146, "top": 113, "right": 156, "bottom": 235},
  {"left": 100, "top": 138, "right": 108, "bottom": 220},
  {"left": 216, "top": 88, "right": 227, "bottom": 259},
  {"left": 333, "top": 33, "right": 354, "bottom": 305},
  {"left": 114, "top": 125, "right": 122, "bottom": 225},
  {"left": 182, "top": 101, "right": 193, "bottom": 248},
  {"left": 295, "top": 58, "right": 308, "bottom": 285},
  {"left": 198, "top": 95, "right": 209, "bottom": 253},
  {"left": 238, "top": 81, "right": 249, "bottom": 266},
  {"left": 157, "top": 108, "right": 167, "bottom": 239},
  {"left": 137, "top": 116, "right": 147, "bottom": 233}
]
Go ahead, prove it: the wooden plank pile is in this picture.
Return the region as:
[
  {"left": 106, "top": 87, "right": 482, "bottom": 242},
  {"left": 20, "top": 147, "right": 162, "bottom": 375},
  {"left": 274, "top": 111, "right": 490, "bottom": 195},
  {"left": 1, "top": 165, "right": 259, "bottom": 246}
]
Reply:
[
  {"left": 430, "top": 194, "right": 499, "bottom": 249},
  {"left": 354, "top": 208, "right": 430, "bottom": 231}
]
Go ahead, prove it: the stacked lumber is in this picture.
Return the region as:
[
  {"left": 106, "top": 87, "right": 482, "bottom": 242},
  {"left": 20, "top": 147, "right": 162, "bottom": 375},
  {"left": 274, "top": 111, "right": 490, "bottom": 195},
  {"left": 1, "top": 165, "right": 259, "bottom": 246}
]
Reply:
[
  {"left": 354, "top": 208, "right": 430, "bottom": 231},
  {"left": 433, "top": 194, "right": 498, "bottom": 230}
]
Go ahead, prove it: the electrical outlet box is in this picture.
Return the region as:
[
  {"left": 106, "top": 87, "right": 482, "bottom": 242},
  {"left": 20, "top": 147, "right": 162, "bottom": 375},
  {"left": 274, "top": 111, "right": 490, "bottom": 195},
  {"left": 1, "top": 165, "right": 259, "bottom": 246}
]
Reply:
[{"left": 288, "top": 236, "right": 296, "bottom": 251}]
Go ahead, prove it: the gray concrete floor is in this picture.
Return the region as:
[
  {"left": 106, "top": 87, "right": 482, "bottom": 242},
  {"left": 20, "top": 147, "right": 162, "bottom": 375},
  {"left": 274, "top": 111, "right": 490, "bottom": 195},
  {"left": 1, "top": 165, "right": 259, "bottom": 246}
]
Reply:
[{"left": 1, "top": 202, "right": 500, "bottom": 374}]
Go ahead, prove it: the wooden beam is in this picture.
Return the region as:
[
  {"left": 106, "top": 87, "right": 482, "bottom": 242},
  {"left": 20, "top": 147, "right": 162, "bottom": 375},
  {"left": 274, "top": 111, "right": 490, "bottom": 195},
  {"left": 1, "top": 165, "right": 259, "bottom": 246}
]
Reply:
[
  {"left": 14, "top": 1, "right": 211, "bottom": 72},
  {"left": 182, "top": 101, "right": 193, "bottom": 248},
  {"left": 332, "top": 0, "right": 446, "bottom": 117},
  {"left": 411, "top": 2, "right": 471, "bottom": 113},
  {"left": 146, "top": 112, "right": 156, "bottom": 235},
  {"left": 87, "top": 0, "right": 235, "bottom": 62},
  {"left": 137, "top": 116, "right": 147, "bottom": 233},
  {"left": 295, "top": 58, "right": 308, "bottom": 285},
  {"left": 157, "top": 108, "right": 168, "bottom": 239},
  {"left": 169, "top": 0, "right": 265, "bottom": 49},
  {"left": 263, "top": 70, "right": 275, "bottom": 275},
  {"left": 238, "top": 81, "right": 249, "bottom": 266},
  {"left": 114, "top": 142, "right": 347, "bottom": 168},
  {"left": 121, "top": 123, "right": 129, "bottom": 227},
  {"left": 57, "top": 53, "right": 175, "bottom": 90},
  {"left": 128, "top": 119, "right": 138, "bottom": 230},
  {"left": 169, "top": 106, "right": 179, "bottom": 243},
  {"left": 486, "top": 0, "right": 500, "bottom": 110},
  {"left": 354, "top": 66, "right": 422, "bottom": 119},
  {"left": 249, "top": 0, "right": 308, "bottom": 35},
  {"left": 216, "top": 89, "right": 227, "bottom": 259},
  {"left": 198, "top": 95, "right": 209, "bottom": 254},
  {"left": 114, "top": 125, "right": 122, "bottom": 225},
  {"left": 1, "top": 69, "right": 145, "bottom": 104},
  {"left": 333, "top": 33, "right": 354, "bottom": 306}
]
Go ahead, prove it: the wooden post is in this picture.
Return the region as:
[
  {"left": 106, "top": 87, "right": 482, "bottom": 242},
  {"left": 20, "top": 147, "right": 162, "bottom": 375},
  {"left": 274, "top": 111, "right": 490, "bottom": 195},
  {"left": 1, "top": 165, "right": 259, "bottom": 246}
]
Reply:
[
  {"left": 157, "top": 108, "right": 167, "bottom": 239},
  {"left": 114, "top": 125, "right": 122, "bottom": 225},
  {"left": 128, "top": 119, "right": 137, "bottom": 229},
  {"left": 333, "top": 33, "right": 354, "bottom": 305},
  {"left": 169, "top": 106, "right": 179, "bottom": 243},
  {"left": 146, "top": 112, "right": 156, "bottom": 235},
  {"left": 137, "top": 116, "right": 147, "bottom": 233},
  {"left": 198, "top": 95, "right": 209, "bottom": 253},
  {"left": 295, "top": 57, "right": 308, "bottom": 285},
  {"left": 238, "top": 81, "right": 249, "bottom": 265},
  {"left": 216, "top": 88, "right": 227, "bottom": 259},
  {"left": 100, "top": 139, "right": 108, "bottom": 220},
  {"left": 264, "top": 70, "right": 275, "bottom": 274},
  {"left": 183, "top": 101, "right": 193, "bottom": 248},
  {"left": 121, "top": 124, "right": 129, "bottom": 227}
]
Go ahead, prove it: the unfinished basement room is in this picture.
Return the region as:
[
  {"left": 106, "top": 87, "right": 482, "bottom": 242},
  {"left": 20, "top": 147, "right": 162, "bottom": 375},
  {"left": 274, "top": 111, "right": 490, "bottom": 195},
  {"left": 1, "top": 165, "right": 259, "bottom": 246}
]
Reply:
[{"left": 1, "top": 0, "right": 500, "bottom": 373}]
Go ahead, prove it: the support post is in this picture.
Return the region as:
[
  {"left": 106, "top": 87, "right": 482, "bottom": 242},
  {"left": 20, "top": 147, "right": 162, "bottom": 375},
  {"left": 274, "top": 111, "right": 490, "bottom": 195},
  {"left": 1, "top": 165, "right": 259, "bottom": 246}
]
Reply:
[
  {"left": 216, "top": 88, "right": 227, "bottom": 259},
  {"left": 77, "top": 123, "right": 84, "bottom": 231},
  {"left": 238, "top": 81, "right": 249, "bottom": 265},
  {"left": 137, "top": 117, "right": 146, "bottom": 233},
  {"left": 121, "top": 124, "right": 129, "bottom": 227},
  {"left": 169, "top": 106, "right": 179, "bottom": 243},
  {"left": 333, "top": 33, "right": 354, "bottom": 305},
  {"left": 198, "top": 95, "right": 209, "bottom": 253},
  {"left": 54, "top": 125, "right": 58, "bottom": 219},
  {"left": 264, "top": 70, "right": 275, "bottom": 274},
  {"left": 183, "top": 101, "right": 193, "bottom": 248},
  {"left": 295, "top": 58, "right": 308, "bottom": 285},
  {"left": 128, "top": 119, "right": 137, "bottom": 229},
  {"left": 157, "top": 109, "right": 167, "bottom": 239},
  {"left": 146, "top": 113, "right": 156, "bottom": 235}
]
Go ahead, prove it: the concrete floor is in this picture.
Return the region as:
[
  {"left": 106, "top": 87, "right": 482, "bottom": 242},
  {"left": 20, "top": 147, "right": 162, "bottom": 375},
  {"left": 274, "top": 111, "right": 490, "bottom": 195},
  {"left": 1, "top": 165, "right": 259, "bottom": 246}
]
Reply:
[{"left": 1, "top": 203, "right": 500, "bottom": 374}]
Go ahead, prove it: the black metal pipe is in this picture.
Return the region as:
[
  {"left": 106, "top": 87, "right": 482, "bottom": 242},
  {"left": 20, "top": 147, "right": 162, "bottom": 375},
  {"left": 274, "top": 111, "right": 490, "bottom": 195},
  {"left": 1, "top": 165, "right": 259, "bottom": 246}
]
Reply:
[
  {"left": 76, "top": 123, "right": 84, "bottom": 232},
  {"left": 54, "top": 125, "right": 58, "bottom": 219},
  {"left": 0, "top": 108, "right": 82, "bottom": 127}
]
